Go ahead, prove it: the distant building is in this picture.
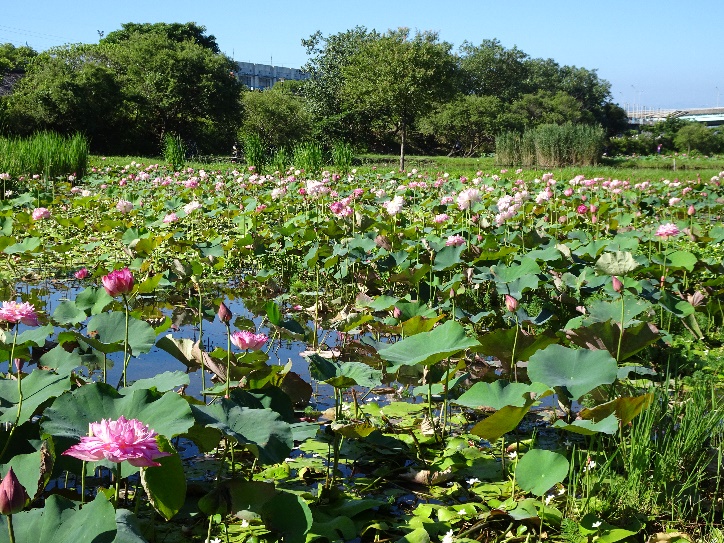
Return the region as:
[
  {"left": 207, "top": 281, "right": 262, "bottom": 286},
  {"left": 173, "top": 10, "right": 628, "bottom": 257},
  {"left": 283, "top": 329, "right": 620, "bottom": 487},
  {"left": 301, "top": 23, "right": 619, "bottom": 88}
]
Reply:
[
  {"left": 234, "top": 62, "right": 308, "bottom": 90},
  {"left": 628, "top": 106, "right": 724, "bottom": 127}
]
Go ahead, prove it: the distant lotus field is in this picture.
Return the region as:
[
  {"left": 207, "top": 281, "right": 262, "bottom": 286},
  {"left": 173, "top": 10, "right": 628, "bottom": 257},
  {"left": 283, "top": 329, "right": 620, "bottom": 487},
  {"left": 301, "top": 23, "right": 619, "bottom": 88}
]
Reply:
[{"left": 0, "top": 159, "right": 722, "bottom": 543}]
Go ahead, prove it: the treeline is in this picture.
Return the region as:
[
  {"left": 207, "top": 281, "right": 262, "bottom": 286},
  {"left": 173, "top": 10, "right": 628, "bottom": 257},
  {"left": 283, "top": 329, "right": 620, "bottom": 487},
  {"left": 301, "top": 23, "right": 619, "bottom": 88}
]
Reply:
[{"left": 0, "top": 23, "right": 628, "bottom": 164}]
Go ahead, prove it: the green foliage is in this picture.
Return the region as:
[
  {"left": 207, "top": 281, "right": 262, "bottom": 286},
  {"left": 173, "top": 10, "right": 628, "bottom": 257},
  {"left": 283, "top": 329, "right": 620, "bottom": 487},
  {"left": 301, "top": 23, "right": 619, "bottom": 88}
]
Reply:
[
  {"left": 0, "top": 131, "right": 88, "bottom": 178},
  {"left": 339, "top": 28, "right": 459, "bottom": 169},
  {"left": 240, "top": 88, "right": 312, "bottom": 151},
  {"left": 0, "top": 43, "right": 37, "bottom": 73},
  {"left": 675, "top": 122, "right": 718, "bottom": 154},
  {"left": 496, "top": 123, "right": 604, "bottom": 167},
  {"left": 292, "top": 141, "right": 324, "bottom": 174},
  {"left": 2, "top": 25, "right": 241, "bottom": 155},
  {"left": 242, "top": 132, "right": 267, "bottom": 169},
  {"left": 163, "top": 133, "right": 185, "bottom": 169},
  {"left": 331, "top": 141, "right": 354, "bottom": 173}
]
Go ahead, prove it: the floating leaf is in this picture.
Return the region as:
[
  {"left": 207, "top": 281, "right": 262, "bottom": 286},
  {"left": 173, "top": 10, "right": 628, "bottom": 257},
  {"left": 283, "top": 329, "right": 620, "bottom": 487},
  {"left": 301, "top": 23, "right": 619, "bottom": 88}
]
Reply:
[
  {"left": 515, "top": 449, "right": 569, "bottom": 496},
  {"left": 527, "top": 345, "right": 618, "bottom": 401},
  {"left": 454, "top": 381, "right": 550, "bottom": 410},
  {"left": 470, "top": 401, "right": 536, "bottom": 442},
  {"left": 0, "top": 370, "right": 71, "bottom": 425},
  {"left": 553, "top": 414, "right": 620, "bottom": 435}
]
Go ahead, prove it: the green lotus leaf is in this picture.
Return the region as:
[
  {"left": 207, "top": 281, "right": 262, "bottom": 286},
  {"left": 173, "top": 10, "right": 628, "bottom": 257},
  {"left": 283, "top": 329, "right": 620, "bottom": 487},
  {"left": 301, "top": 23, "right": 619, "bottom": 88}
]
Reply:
[
  {"left": 454, "top": 381, "right": 550, "bottom": 410},
  {"left": 87, "top": 312, "right": 156, "bottom": 356},
  {"left": 140, "top": 436, "right": 185, "bottom": 520},
  {"left": 516, "top": 449, "right": 569, "bottom": 496},
  {"left": 191, "top": 399, "right": 294, "bottom": 464},
  {"left": 595, "top": 251, "right": 639, "bottom": 276},
  {"left": 378, "top": 320, "right": 480, "bottom": 370},
  {"left": 307, "top": 354, "right": 382, "bottom": 389},
  {"left": 527, "top": 345, "right": 618, "bottom": 401},
  {"left": 0, "top": 493, "right": 116, "bottom": 543},
  {"left": 552, "top": 414, "right": 620, "bottom": 435},
  {"left": 0, "top": 370, "right": 71, "bottom": 425}
]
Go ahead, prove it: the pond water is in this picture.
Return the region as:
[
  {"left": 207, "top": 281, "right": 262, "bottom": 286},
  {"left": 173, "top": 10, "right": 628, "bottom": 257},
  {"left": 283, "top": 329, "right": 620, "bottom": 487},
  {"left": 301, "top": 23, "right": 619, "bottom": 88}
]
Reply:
[{"left": 12, "top": 278, "right": 342, "bottom": 408}]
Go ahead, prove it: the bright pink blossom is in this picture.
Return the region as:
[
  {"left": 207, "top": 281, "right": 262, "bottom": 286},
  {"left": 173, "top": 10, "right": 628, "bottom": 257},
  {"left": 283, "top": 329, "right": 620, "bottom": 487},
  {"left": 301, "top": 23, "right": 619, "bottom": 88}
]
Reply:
[
  {"left": 655, "top": 223, "right": 680, "bottom": 239},
  {"left": 576, "top": 204, "right": 589, "bottom": 214},
  {"left": 505, "top": 295, "right": 518, "bottom": 313},
  {"left": 230, "top": 330, "right": 268, "bottom": 351},
  {"left": 62, "top": 416, "right": 170, "bottom": 467},
  {"left": 74, "top": 267, "right": 89, "bottom": 280},
  {"left": 0, "top": 301, "right": 39, "bottom": 326},
  {"left": 31, "top": 207, "right": 51, "bottom": 220},
  {"left": 102, "top": 268, "right": 134, "bottom": 297},
  {"left": 445, "top": 235, "right": 466, "bottom": 247}
]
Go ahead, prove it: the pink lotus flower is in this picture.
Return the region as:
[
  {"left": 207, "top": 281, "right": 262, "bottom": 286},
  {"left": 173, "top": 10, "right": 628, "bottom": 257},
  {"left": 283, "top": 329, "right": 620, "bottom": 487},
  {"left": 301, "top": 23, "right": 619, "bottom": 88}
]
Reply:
[
  {"left": 116, "top": 199, "right": 133, "bottom": 214},
  {"left": 576, "top": 204, "right": 589, "bottom": 214},
  {"left": 62, "top": 416, "right": 170, "bottom": 467},
  {"left": 102, "top": 268, "right": 134, "bottom": 297},
  {"left": 31, "top": 207, "right": 51, "bottom": 220},
  {"left": 0, "top": 301, "right": 39, "bottom": 326},
  {"left": 433, "top": 213, "right": 450, "bottom": 224},
  {"left": 505, "top": 295, "right": 518, "bottom": 313},
  {"left": 163, "top": 212, "right": 178, "bottom": 224},
  {"left": 0, "top": 467, "right": 28, "bottom": 515},
  {"left": 445, "top": 235, "right": 466, "bottom": 247},
  {"left": 230, "top": 330, "right": 268, "bottom": 351},
  {"left": 655, "top": 223, "right": 680, "bottom": 239},
  {"left": 74, "top": 267, "right": 89, "bottom": 280}
]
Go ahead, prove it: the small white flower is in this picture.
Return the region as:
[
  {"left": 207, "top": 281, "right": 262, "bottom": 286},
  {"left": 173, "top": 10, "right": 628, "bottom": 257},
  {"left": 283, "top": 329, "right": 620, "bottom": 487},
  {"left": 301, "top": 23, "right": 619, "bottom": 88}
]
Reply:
[
  {"left": 240, "top": 519, "right": 250, "bottom": 528},
  {"left": 466, "top": 477, "right": 480, "bottom": 486},
  {"left": 207, "top": 538, "right": 222, "bottom": 543},
  {"left": 592, "top": 521, "right": 602, "bottom": 528},
  {"left": 507, "top": 451, "right": 517, "bottom": 459},
  {"left": 441, "top": 529, "right": 455, "bottom": 543},
  {"left": 544, "top": 494, "right": 554, "bottom": 505}
]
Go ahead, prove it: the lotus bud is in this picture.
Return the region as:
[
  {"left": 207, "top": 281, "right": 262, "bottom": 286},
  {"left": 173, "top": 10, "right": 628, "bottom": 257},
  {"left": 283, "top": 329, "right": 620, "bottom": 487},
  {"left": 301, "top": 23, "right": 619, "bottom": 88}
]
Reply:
[
  {"left": 0, "top": 468, "right": 27, "bottom": 515},
  {"left": 392, "top": 307, "right": 401, "bottom": 319},
  {"left": 687, "top": 205, "right": 695, "bottom": 216},
  {"left": 13, "top": 358, "right": 22, "bottom": 373},
  {"left": 505, "top": 295, "right": 518, "bottom": 313},
  {"left": 612, "top": 276, "right": 623, "bottom": 293},
  {"left": 218, "top": 302, "right": 232, "bottom": 324}
]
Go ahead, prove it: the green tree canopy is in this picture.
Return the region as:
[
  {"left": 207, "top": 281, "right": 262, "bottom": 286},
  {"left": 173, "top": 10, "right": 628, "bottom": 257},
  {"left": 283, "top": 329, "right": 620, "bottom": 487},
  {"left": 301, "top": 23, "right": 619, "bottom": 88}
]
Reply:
[
  {"left": 240, "top": 86, "right": 312, "bottom": 150},
  {"left": 101, "top": 22, "right": 220, "bottom": 53},
  {"left": 3, "top": 24, "right": 241, "bottom": 155},
  {"left": 419, "top": 94, "right": 503, "bottom": 155},
  {"left": 340, "top": 28, "right": 458, "bottom": 169},
  {"left": 674, "top": 122, "right": 716, "bottom": 154}
]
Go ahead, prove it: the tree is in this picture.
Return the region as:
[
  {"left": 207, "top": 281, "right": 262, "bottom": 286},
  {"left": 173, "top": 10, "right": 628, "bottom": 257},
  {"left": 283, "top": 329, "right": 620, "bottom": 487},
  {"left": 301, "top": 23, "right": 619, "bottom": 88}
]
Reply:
[
  {"left": 103, "top": 31, "right": 242, "bottom": 153},
  {"left": 4, "top": 45, "right": 125, "bottom": 149},
  {"left": 0, "top": 43, "right": 37, "bottom": 74},
  {"left": 101, "top": 22, "right": 220, "bottom": 53},
  {"left": 504, "top": 90, "right": 586, "bottom": 130},
  {"left": 340, "top": 28, "right": 458, "bottom": 170},
  {"left": 459, "top": 39, "right": 529, "bottom": 101},
  {"left": 240, "top": 86, "right": 312, "bottom": 150},
  {"left": 674, "top": 122, "right": 716, "bottom": 154},
  {"left": 301, "top": 27, "right": 379, "bottom": 146},
  {"left": 419, "top": 95, "right": 503, "bottom": 155}
]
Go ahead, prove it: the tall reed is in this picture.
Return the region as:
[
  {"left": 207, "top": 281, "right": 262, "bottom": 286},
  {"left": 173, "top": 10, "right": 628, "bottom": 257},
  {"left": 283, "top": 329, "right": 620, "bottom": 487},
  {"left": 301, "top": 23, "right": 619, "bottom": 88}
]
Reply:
[
  {"left": 242, "top": 133, "right": 267, "bottom": 171},
  {"left": 293, "top": 141, "right": 324, "bottom": 174},
  {"left": 331, "top": 141, "right": 354, "bottom": 174},
  {"left": 0, "top": 131, "right": 88, "bottom": 179},
  {"left": 163, "top": 133, "right": 186, "bottom": 170},
  {"left": 496, "top": 123, "right": 604, "bottom": 167}
]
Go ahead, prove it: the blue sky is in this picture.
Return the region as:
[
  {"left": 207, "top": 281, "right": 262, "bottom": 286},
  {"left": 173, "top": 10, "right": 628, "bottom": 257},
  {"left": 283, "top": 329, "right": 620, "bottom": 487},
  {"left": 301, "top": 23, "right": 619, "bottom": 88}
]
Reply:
[{"left": 3, "top": 0, "right": 723, "bottom": 110}]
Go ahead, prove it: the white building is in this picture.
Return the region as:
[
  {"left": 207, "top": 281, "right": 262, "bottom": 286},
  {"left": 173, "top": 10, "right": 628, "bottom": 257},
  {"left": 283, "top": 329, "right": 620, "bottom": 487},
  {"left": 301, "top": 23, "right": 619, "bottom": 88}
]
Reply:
[{"left": 234, "top": 62, "right": 308, "bottom": 90}]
